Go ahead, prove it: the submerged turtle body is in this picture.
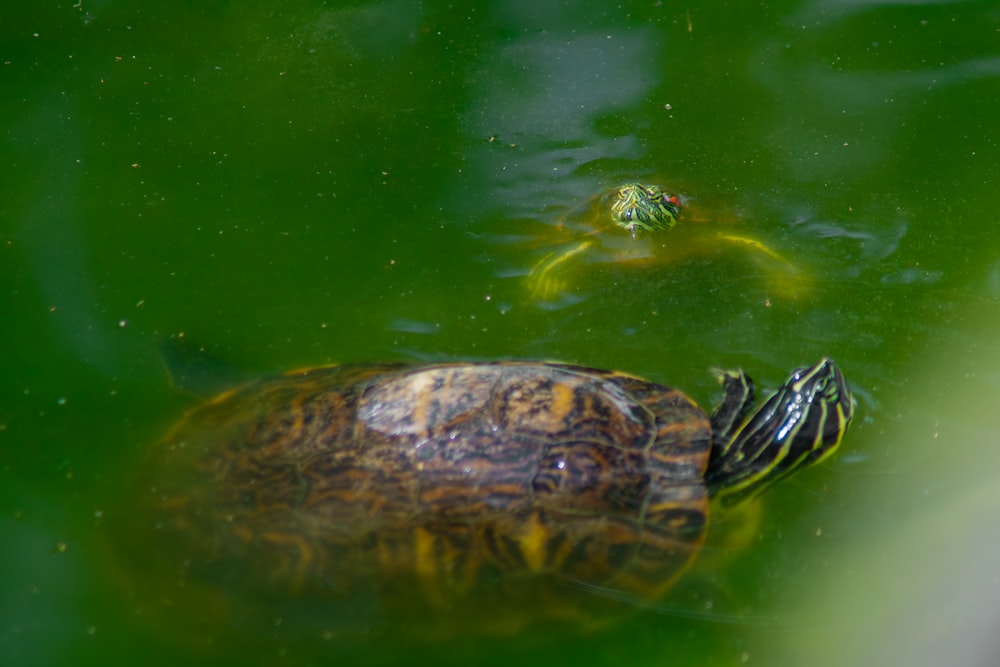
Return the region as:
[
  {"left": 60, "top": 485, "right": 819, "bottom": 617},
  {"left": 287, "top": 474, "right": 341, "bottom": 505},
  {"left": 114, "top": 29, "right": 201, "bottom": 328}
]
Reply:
[
  {"left": 120, "top": 359, "right": 852, "bottom": 638},
  {"left": 528, "top": 182, "right": 803, "bottom": 300}
]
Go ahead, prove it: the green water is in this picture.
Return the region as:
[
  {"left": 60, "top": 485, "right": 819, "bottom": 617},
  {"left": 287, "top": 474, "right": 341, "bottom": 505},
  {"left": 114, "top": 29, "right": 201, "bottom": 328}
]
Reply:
[{"left": 4, "top": 1, "right": 1000, "bottom": 665}]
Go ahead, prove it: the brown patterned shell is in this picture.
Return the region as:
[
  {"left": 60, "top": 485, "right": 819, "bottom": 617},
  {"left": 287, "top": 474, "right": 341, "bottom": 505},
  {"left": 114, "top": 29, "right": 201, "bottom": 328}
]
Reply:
[{"left": 125, "top": 361, "right": 714, "bottom": 633}]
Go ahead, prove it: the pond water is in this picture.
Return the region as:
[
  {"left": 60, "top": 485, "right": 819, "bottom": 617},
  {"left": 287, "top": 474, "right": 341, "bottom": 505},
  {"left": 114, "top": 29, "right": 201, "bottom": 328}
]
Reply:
[{"left": 3, "top": 1, "right": 1000, "bottom": 666}]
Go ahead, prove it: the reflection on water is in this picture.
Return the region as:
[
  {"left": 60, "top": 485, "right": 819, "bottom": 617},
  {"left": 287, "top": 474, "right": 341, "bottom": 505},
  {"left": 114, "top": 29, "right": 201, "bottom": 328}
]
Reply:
[{"left": 456, "top": 17, "right": 664, "bottom": 220}]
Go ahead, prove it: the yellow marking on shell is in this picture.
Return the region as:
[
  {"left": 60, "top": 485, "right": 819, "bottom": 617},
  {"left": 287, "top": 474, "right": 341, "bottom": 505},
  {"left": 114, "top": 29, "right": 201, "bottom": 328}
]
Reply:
[
  {"left": 282, "top": 363, "right": 339, "bottom": 377},
  {"left": 654, "top": 417, "right": 705, "bottom": 440},
  {"left": 413, "top": 525, "right": 439, "bottom": 581},
  {"left": 419, "top": 482, "right": 525, "bottom": 511},
  {"left": 646, "top": 498, "right": 694, "bottom": 516},
  {"left": 548, "top": 381, "right": 578, "bottom": 426},
  {"left": 518, "top": 511, "right": 551, "bottom": 572}
]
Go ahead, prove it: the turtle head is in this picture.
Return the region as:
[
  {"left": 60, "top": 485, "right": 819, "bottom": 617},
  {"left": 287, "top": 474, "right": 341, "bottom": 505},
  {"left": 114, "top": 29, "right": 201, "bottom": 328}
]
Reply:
[
  {"left": 706, "top": 358, "right": 854, "bottom": 507},
  {"left": 609, "top": 183, "right": 682, "bottom": 238}
]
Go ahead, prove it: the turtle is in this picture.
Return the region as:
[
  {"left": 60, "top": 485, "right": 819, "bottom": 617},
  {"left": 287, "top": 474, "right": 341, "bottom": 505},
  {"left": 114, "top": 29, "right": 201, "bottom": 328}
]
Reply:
[
  {"left": 115, "top": 357, "right": 853, "bottom": 641},
  {"left": 527, "top": 182, "right": 806, "bottom": 301}
]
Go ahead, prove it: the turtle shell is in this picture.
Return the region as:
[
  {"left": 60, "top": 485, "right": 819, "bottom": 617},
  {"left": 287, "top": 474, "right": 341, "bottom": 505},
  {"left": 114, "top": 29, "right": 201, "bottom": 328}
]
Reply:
[{"left": 120, "top": 361, "right": 714, "bottom": 636}]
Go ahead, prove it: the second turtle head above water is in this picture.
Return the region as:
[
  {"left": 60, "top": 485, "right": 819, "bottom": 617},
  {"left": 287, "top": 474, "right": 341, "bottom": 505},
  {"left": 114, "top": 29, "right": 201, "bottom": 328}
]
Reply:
[{"left": 609, "top": 182, "right": 683, "bottom": 238}]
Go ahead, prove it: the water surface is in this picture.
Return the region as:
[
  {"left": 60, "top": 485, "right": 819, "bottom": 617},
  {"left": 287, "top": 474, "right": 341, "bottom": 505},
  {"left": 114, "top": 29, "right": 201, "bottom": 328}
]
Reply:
[{"left": 4, "top": 1, "right": 1000, "bottom": 666}]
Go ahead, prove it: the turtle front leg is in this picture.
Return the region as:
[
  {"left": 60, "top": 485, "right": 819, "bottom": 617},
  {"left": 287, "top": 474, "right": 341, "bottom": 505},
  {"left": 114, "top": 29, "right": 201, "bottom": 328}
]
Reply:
[
  {"left": 714, "top": 233, "right": 789, "bottom": 265},
  {"left": 711, "top": 232, "right": 812, "bottom": 298},
  {"left": 527, "top": 240, "right": 594, "bottom": 301}
]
